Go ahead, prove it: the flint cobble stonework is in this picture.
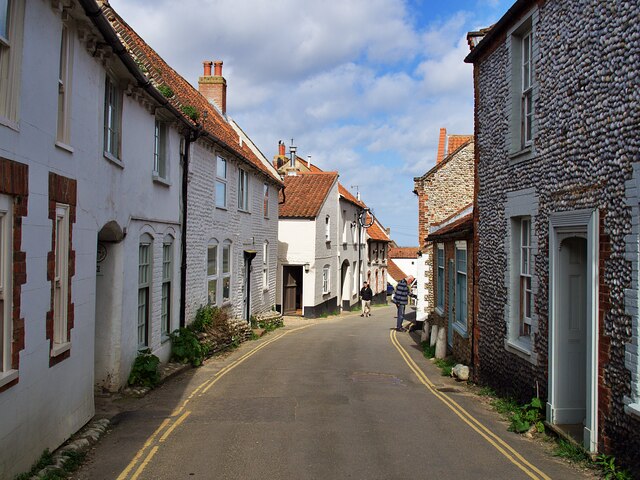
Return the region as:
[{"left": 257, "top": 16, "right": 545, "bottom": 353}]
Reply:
[{"left": 471, "top": 0, "right": 640, "bottom": 471}]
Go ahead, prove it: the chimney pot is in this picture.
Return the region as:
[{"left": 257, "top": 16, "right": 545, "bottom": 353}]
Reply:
[
  {"left": 436, "top": 128, "right": 447, "bottom": 164},
  {"left": 214, "top": 61, "right": 223, "bottom": 77},
  {"left": 203, "top": 61, "right": 213, "bottom": 77},
  {"left": 278, "top": 141, "right": 286, "bottom": 156}
]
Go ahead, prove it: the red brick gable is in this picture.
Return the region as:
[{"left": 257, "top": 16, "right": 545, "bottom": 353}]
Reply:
[
  {"left": 389, "top": 247, "right": 419, "bottom": 259},
  {"left": 278, "top": 172, "right": 338, "bottom": 219},
  {"left": 103, "top": 5, "right": 282, "bottom": 185}
]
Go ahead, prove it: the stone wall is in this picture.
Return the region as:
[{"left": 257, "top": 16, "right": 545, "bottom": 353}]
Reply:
[{"left": 472, "top": 0, "right": 640, "bottom": 470}]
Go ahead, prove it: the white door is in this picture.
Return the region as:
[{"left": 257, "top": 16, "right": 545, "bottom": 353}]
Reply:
[{"left": 555, "top": 236, "right": 587, "bottom": 425}]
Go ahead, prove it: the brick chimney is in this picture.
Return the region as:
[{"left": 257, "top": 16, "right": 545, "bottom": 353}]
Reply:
[
  {"left": 278, "top": 141, "right": 286, "bottom": 156},
  {"left": 198, "top": 60, "right": 227, "bottom": 115},
  {"left": 436, "top": 127, "right": 447, "bottom": 164}
]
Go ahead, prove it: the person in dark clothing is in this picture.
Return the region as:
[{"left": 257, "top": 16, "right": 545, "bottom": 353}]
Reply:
[
  {"left": 360, "top": 282, "right": 373, "bottom": 317},
  {"left": 392, "top": 276, "right": 415, "bottom": 331}
]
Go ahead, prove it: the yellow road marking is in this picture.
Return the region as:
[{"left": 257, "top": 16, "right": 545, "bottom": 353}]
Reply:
[
  {"left": 389, "top": 330, "right": 551, "bottom": 480},
  {"left": 118, "top": 323, "right": 314, "bottom": 479}
]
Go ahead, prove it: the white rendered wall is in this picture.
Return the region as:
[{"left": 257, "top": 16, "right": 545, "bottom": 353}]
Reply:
[
  {"left": 392, "top": 258, "right": 418, "bottom": 280},
  {"left": 277, "top": 218, "right": 317, "bottom": 310}
]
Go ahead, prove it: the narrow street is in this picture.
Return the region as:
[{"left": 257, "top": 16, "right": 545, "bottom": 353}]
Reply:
[{"left": 74, "top": 306, "right": 590, "bottom": 480}]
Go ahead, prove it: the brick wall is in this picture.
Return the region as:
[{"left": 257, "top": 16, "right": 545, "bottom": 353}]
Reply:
[{"left": 0, "top": 157, "right": 28, "bottom": 393}]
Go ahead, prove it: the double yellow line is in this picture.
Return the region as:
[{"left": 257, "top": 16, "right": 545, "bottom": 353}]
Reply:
[
  {"left": 117, "top": 324, "right": 314, "bottom": 480},
  {"left": 389, "top": 330, "right": 551, "bottom": 480}
]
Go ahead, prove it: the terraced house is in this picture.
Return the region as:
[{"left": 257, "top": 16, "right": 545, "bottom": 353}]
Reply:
[{"left": 466, "top": 0, "right": 640, "bottom": 471}]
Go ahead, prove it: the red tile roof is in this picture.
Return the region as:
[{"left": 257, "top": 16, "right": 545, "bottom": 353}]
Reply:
[
  {"left": 389, "top": 247, "right": 419, "bottom": 259},
  {"left": 103, "top": 5, "right": 282, "bottom": 185},
  {"left": 278, "top": 172, "right": 338, "bottom": 219},
  {"left": 338, "top": 183, "right": 365, "bottom": 208},
  {"left": 366, "top": 214, "right": 391, "bottom": 242},
  {"left": 387, "top": 259, "right": 408, "bottom": 282},
  {"left": 427, "top": 212, "right": 473, "bottom": 241},
  {"left": 447, "top": 135, "right": 474, "bottom": 155}
]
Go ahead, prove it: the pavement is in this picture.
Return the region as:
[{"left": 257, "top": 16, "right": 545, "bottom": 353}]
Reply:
[{"left": 72, "top": 305, "right": 595, "bottom": 480}]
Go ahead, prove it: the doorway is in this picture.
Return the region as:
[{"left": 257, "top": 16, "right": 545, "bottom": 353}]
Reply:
[
  {"left": 282, "top": 266, "right": 303, "bottom": 315},
  {"left": 243, "top": 250, "right": 257, "bottom": 323},
  {"left": 548, "top": 210, "right": 598, "bottom": 452},
  {"left": 341, "top": 260, "right": 350, "bottom": 310}
]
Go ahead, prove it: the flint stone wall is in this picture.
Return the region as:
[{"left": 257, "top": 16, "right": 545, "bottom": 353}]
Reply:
[{"left": 474, "top": 0, "right": 640, "bottom": 470}]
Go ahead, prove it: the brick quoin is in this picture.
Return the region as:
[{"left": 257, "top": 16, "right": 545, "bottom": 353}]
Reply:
[
  {"left": 47, "top": 172, "right": 77, "bottom": 368},
  {"left": 598, "top": 212, "right": 613, "bottom": 453},
  {"left": 0, "top": 157, "right": 28, "bottom": 393}
]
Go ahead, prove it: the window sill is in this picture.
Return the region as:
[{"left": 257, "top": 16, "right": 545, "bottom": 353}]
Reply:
[
  {"left": 161, "top": 334, "right": 171, "bottom": 344},
  {"left": 0, "top": 369, "right": 19, "bottom": 389},
  {"left": 625, "top": 403, "right": 640, "bottom": 419},
  {"left": 216, "top": 206, "right": 228, "bottom": 211},
  {"left": 55, "top": 141, "right": 74, "bottom": 154},
  {"left": 239, "top": 209, "right": 251, "bottom": 214},
  {"left": 434, "top": 306, "right": 444, "bottom": 316},
  {"left": 0, "top": 115, "right": 19, "bottom": 132},
  {"left": 505, "top": 338, "right": 532, "bottom": 356},
  {"left": 51, "top": 341, "right": 71, "bottom": 357},
  {"left": 104, "top": 151, "right": 124, "bottom": 169},
  {"left": 508, "top": 145, "right": 534, "bottom": 164},
  {"left": 452, "top": 322, "right": 469, "bottom": 338},
  {"left": 152, "top": 174, "right": 171, "bottom": 187}
]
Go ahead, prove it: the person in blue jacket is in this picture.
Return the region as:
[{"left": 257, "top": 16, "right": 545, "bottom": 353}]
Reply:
[{"left": 392, "top": 276, "right": 415, "bottom": 331}]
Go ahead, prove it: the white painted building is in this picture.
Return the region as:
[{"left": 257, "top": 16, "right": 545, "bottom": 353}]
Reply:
[{"left": 0, "top": 0, "right": 189, "bottom": 476}]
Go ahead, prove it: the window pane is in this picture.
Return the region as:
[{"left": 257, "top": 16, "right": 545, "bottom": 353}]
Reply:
[
  {"left": 207, "top": 245, "right": 217, "bottom": 276},
  {"left": 161, "top": 282, "right": 170, "bottom": 335},
  {"left": 138, "top": 287, "right": 148, "bottom": 346},
  {"left": 0, "top": 0, "right": 8, "bottom": 40},
  {"left": 217, "top": 157, "right": 226, "bottom": 178},
  {"left": 208, "top": 279, "right": 217, "bottom": 305},
  {"left": 222, "top": 277, "right": 230, "bottom": 301},
  {"left": 526, "top": 286, "right": 532, "bottom": 319},
  {"left": 139, "top": 244, "right": 149, "bottom": 284},
  {"left": 163, "top": 243, "right": 172, "bottom": 280},
  {"left": 216, "top": 181, "right": 226, "bottom": 208},
  {"left": 263, "top": 184, "right": 269, "bottom": 216},
  {"left": 222, "top": 245, "right": 230, "bottom": 273}
]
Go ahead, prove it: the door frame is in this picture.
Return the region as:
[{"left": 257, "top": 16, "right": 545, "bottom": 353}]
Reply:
[
  {"left": 548, "top": 209, "right": 599, "bottom": 452},
  {"left": 448, "top": 258, "right": 454, "bottom": 347}
]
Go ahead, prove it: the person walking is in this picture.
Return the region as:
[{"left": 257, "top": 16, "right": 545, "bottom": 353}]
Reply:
[
  {"left": 392, "top": 276, "right": 415, "bottom": 331},
  {"left": 360, "top": 282, "right": 373, "bottom": 317}
]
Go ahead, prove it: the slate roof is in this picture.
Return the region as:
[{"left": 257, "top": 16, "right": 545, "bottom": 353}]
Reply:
[
  {"left": 387, "top": 259, "right": 408, "bottom": 282},
  {"left": 103, "top": 4, "right": 282, "bottom": 185},
  {"left": 389, "top": 247, "right": 420, "bottom": 259},
  {"left": 278, "top": 172, "right": 338, "bottom": 219}
]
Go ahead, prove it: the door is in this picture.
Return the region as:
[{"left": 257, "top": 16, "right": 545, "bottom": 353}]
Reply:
[
  {"left": 556, "top": 236, "right": 588, "bottom": 426},
  {"left": 448, "top": 259, "right": 454, "bottom": 347},
  {"left": 283, "top": 266, "right": 303, "bottom": 315}
]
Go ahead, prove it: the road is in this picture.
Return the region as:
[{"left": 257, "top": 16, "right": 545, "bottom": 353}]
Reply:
[{"left": 74, "top": 305, "right": 591, "bottom": 479}]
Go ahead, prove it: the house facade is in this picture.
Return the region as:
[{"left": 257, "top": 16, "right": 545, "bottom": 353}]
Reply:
[
  {"left": 0, "top": 0, "right": 190, "bottom": 475},
  {"left": 413, "top": 130, "right": 474, "bottom": 336},
  {"left": 365, "top": 216, "right": 391, "bottom": 304},
  {"left": 388, "top": 247, "right": 419, "bottom": 285},
  {"left": 106, "top": 7, "right": 283, "bottom": 326},
  {"left": 277, "top": 171, "right": 340, "bottom": 317},
  {"left": 427, "top": 206, "right": 474, "bottom": 365},
  {"left": 466, "top": 0, "right": 640, "bottom": 469}
]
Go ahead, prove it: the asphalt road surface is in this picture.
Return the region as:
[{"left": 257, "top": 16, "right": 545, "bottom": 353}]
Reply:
[{"left": 74, "top": 306, "right": 592, "bottom": 480}]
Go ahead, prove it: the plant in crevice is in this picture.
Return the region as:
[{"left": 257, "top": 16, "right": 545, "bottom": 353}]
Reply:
[
  {"left": 595, "top": 454, "right": 633, "bottom": 480},
  {"left": 170, "top": 327, "right": 205, "bottom": 367},
  {"left": 553, "top": 438, "right": 590, "bottom": 463},
  {"left": 180, "top": 105, "right": 199, "bottom": 121},
  {"left": 157, "top": 84, "right": 174, "bottom": 98},
  {"left": 509, "top": 397, "right": 545, "bottom": 433},
  {"left": 127, "top": 350, "right": 160, "bottom": 387},
  {"left": 421, "top": 340, "right": 435, "bottom": 359}
]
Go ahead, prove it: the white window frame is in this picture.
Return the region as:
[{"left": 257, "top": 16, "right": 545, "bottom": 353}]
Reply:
[
  {"left": 325, "top": 215, "right": 330, "bottom": 242},
  {"left": 0, "top": 194, "right": 13, "bottom": 376},
  {"left": 263, "top": 183, "right": 269, "bottom": 217},
  {"left": 0, "top": 0, "right": 25, "bottom": 124},
  {"left": 519, "top": 217, "right": 533, "bottom": 337},
  {"left": 262, "top": 240, "right": 268, "bottom": 291},
  {"left": 222, "top": 241, "right": 232, "bottom": 303},
  {"left": 436, "top": 243, "right": 445, "bottom": 312},
  {"left": 153, "top": 119, "right": 168, "bottom": 180},
  {"left": 207, "top": 241, "right": 218, "bottom": 306},
  {"left": 52, "top": 204, "right": 70, "bottom": 355},
  {"left": 322, "top": 266, "right": 330, "bottom": 294},
  {"left": 104, "top": 75, "right": 122, "bottom": 160},
  {"left": 454, "top": 241, "right": 468, "bottom": 333},
  {"left": 216, "top": 156, "right": 227, "bottom": 209},
  {"left": 137, "top": 237, "right": 152, "bottom": 348},
  {"left": 161, "top": 238, "right": 172, "bottom": 339},
  {"left": 56, "top": 22, "right": 73, "bottom": 146},
  {"left": 0, "top": 0, "right": 9, "bottom": 45},
  {"left": 238, "top": 168, "right": 249, "bottom": 211},
  {"left": 521, "top": 30, "right": 533, "bottom": 147}
]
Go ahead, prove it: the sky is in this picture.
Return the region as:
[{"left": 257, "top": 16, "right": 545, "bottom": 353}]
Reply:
[{"left": 109, "top": 0, "right": 514, "bottom": 246}]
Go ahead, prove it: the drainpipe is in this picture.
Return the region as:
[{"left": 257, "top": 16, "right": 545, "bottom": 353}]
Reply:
[{"left": 179, "top": 136, "right": 190, "bottom": 328}]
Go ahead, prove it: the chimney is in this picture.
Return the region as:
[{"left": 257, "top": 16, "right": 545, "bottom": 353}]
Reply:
[
  {"left": 278, "top": 140, "right": 286, "bottom": 157},
  {"left": 198, "top": 59, "right": 227, "bottom": 115},
  {"left": 289, "top": 141, "right": 297, "bottom": 169},
  {"left": 436, "top": 127, "right": 447, "bottom": 164},
  {"left": 307, "top": 155, "right": 311, "bottom": 168}
]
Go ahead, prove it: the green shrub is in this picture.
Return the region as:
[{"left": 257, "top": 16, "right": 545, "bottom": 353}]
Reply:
[
  {"left": 170, "top": 327, "right": 205, "bottom": 366},
  {"left": 127, "top": 350, "right": 160, "bottom": 387},
  {"left": 421, "top": 341, "right": 435, "bottom": 359},
  {"left": 14, "top": 449, "right": 54, "bottom": 480},
  {"left": 506, "top": 397, "right": 544, "bottom": 433},
  {"left": 157, "top": 85, "right": 174, "bottom": 98},
  {"left": 595, "top": 455, "right": 633, "bottom": 480},
  {"left": 181, "top": 105, "right": 199, "bottom": 121},
  {"left": 192, "top": 305, "right": 216, "bottom": 332}
]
